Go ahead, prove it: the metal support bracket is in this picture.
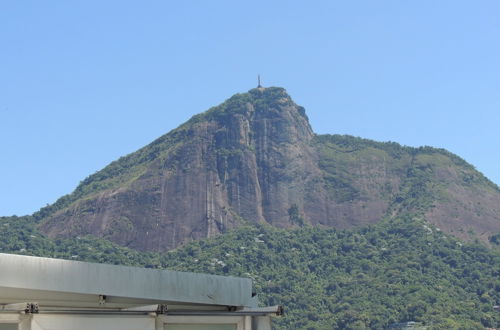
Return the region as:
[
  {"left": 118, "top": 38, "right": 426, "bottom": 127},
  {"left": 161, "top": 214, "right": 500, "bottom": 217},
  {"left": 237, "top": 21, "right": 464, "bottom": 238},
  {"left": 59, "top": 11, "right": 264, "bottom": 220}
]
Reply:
[
  {"left": 24, "top": 303, "right": 39, "bottom": 314},
  {"left": 156, "top": 304, "right": 168, "bottom": 315}
]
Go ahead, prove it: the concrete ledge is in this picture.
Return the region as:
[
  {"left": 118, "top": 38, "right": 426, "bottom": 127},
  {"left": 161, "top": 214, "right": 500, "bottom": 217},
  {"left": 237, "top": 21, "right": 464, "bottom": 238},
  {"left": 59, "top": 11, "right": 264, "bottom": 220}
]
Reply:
[{"left": 0, "top": 253, "right": 255, "bottom": 308}]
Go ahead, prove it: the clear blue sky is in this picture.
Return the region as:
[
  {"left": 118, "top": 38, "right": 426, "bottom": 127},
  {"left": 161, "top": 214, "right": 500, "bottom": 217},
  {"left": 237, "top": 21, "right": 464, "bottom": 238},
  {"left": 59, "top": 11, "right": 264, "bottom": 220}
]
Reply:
[{"left": 1, "top": 1, "right": 499, "bottom": 216}]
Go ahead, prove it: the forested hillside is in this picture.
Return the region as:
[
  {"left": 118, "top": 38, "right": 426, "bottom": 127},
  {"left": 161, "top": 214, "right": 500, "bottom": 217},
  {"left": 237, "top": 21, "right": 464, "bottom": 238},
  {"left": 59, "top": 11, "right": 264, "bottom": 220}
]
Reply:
[
  {"left": 2, "top": 86, "right": 500, "bottom": 329},
  {"left": 1, "top": 215, "right": 498, "bottom": 329}
]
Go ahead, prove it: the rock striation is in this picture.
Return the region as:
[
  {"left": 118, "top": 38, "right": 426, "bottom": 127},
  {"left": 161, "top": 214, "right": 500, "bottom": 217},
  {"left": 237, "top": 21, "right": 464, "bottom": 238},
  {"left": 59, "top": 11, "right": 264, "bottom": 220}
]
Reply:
[{"left": 37, "top": 87, "right": 500, "bottom": 251}]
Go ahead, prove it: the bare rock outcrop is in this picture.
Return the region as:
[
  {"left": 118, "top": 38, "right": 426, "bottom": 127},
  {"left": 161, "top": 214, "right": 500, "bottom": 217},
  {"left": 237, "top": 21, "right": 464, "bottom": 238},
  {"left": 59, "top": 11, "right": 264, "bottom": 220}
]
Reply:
[{"left": 38, "top": 87, "right": 500, "bottom": 251}]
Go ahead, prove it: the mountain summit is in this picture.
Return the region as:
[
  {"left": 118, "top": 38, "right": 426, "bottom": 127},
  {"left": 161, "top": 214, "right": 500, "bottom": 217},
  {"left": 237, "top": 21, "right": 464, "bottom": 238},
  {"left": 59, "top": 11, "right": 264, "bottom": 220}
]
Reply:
[{"left": 36, "top": 87, "right": 500, "bottom": 251}]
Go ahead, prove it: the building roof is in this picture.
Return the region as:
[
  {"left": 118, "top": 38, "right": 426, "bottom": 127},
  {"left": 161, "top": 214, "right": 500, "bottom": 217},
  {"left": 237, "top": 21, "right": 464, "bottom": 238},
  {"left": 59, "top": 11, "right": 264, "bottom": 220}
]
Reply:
[{"left": 0, "top": 253, "right": 257, "bottom": 309}]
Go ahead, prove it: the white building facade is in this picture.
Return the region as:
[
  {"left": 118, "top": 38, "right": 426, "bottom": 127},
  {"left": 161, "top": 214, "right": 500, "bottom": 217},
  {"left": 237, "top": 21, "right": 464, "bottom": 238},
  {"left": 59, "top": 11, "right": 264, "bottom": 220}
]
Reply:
[{"left": 0, "top": 253, "right": 281, "bottom": 330}]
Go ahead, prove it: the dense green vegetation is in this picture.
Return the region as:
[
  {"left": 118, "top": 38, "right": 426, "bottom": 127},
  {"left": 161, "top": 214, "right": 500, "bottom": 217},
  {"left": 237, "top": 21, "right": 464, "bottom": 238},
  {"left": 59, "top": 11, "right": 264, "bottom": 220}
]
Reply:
[
  {"left": 0, "top": 216, "right": 159, "bottom": 266},
  {"left": 158, "top": 218, "right": 500, "bottom": 329},
  {"left": 1, "top": 215, "right": 498, "bottom": 329}
]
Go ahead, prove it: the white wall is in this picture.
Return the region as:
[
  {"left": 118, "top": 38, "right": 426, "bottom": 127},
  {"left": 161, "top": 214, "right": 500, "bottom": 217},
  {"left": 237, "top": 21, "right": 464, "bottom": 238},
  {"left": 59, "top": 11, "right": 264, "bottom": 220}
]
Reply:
[
  {"left": 32, "top": 315, "right": 155, "bottom": 330},
  {"left": 0, "top": 313, "right": 271, "bottom": 330}
]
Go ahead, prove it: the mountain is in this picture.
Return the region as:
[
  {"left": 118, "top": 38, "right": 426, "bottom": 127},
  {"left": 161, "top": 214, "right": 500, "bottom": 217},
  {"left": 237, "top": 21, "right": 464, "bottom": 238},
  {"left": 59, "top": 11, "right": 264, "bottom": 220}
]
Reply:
[
  {"left": 2, "top": 88, "right": 500, "bottom": 328},
  {"left": 34, "top": 87, "right": 500, "bottom": 251}
]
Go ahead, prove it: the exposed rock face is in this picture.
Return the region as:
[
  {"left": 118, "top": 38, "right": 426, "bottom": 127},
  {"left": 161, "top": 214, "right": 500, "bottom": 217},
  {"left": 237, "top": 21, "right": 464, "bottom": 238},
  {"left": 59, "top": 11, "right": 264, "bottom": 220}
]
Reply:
[{"left": 37, "top": 87, "right": 500, "bottom": 251}]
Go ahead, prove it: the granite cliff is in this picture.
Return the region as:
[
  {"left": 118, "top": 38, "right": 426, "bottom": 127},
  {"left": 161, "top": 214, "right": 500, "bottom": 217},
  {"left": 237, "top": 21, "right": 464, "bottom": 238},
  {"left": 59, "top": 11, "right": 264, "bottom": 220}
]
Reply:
[{"left": 36, "top": 87, "right": 500, "bottom": 251}]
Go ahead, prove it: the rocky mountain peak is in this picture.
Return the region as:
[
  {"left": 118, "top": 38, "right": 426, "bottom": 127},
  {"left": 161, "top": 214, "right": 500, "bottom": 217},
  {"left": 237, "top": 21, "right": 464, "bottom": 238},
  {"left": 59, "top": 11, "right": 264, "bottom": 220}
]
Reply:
[
  {"left": 189, "top": 86, "right": 313, "bottom": 145},
  {"left": 39, "top": 87, "right": 322, "bottom": 251},
  {"left": 37, "top": 87, "right": 500, "bottom": 252}
]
